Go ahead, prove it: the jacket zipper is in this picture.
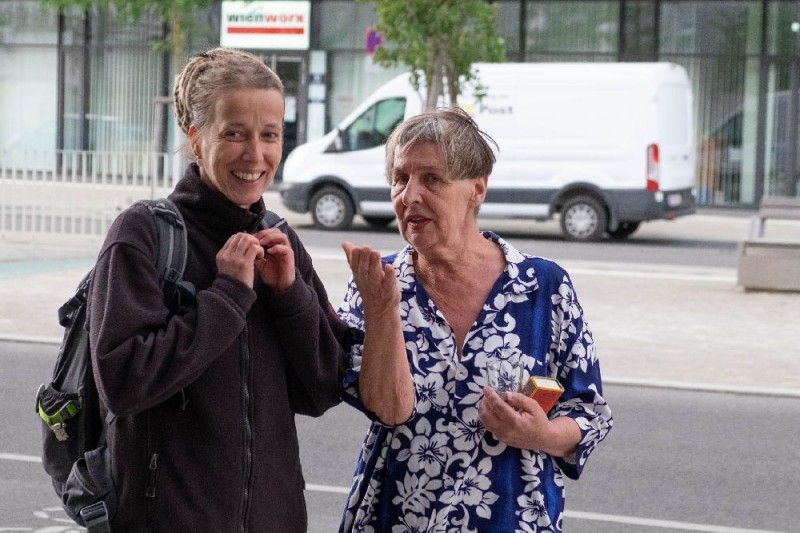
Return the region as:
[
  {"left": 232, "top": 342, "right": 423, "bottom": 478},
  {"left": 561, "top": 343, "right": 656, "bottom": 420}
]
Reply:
[
  {"left": 145, "top": 410, "right": 158, "bottom": 525},
  {"left": 146, "top": 452, "right": 159, "bottom": 498},
  {"left": 239, "top": 329, "right": 253, "bottom": 533}
]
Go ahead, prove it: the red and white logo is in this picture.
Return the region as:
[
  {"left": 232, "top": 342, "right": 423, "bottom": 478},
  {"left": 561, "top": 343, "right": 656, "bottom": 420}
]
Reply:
[{"left": 220, "top": 1, "right": 310, "bottom": 50}]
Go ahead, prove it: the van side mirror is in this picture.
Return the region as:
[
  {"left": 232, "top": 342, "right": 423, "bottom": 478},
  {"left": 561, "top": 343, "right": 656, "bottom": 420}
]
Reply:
[
  {"left": 333, "top": 128, "right": 344, "bottom": 151},
  {"left": 325, "top": 128, "right": 345, "bottom": 153}
]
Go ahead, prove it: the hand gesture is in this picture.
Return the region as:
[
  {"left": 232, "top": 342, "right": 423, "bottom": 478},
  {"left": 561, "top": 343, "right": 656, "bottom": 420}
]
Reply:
[
  {"left": 216, "top": 232, "right": 265, "bottom": 289},
  {"left": 341, "top": 241, "right": 400, "bottom": 317},
  {"left": 254, "top": 228, "right": 296, "bottom": 291}
]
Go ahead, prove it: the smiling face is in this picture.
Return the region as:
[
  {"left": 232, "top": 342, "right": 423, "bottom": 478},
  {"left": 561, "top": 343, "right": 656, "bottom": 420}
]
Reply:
[
  {"left": 390, "top": 142, "right": 487, "bottom": 256},
  {"left": 189, "top": 88, "right": 284, "bottom": 209}
]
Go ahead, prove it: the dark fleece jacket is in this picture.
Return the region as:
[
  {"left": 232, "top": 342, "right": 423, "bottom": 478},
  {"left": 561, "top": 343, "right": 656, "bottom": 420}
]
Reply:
[{"left": 87, "top": 165, "right": 348, "bottom": 532}]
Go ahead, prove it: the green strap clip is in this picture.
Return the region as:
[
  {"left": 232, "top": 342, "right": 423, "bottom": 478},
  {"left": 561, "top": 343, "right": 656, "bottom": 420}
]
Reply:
[{"left": 36, "top": 385, "right": 81, "bottom": 441}]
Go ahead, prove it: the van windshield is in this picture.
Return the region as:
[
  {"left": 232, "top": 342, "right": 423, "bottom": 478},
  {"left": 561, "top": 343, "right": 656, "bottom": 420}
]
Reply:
[{"left": 341, "top": 97, "right": 406, "bottom": 151}]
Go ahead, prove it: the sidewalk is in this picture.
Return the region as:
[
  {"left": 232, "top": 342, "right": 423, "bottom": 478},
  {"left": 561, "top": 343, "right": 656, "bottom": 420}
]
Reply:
[{"left": 2, "top": 199, "right": 799, "bottom": 396}]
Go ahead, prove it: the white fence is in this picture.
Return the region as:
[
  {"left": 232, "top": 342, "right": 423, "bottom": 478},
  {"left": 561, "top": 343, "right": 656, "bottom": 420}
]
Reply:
[{"left": 0, "top": 149, "right": 182, "bottom": 259}]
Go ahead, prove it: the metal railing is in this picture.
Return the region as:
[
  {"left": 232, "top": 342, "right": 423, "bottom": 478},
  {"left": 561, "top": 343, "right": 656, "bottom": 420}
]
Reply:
[{"left": 1, "top": 149, "right": 181, "bottom": 255}]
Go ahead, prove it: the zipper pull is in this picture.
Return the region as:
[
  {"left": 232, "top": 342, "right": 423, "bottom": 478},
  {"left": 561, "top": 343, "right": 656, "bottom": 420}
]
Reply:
[{"left": 145, "top": 452, "right": 159, "bottom": 498}]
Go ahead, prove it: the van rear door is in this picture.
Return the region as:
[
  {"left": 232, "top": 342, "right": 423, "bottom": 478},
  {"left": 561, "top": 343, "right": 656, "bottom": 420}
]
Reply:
[{"left": 654, "top": 81, "right": 695, "bottom": 191}]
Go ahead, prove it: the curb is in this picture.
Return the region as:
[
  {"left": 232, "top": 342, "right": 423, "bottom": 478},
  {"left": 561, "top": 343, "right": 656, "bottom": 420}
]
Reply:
[{"left": 6, "top": 335, "right": 798, "bottom": 399}]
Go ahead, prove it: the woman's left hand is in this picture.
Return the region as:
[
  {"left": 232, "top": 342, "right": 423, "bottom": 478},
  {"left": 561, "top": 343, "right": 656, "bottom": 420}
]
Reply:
[
  {"left": 479, "top": 387, "right": 553, "bottom": 451},
  {"left": 254, "top": 228, "right": 295, "bottom": 291},
  {"left": 479, "top": 387, "right": 580, "bottom": 458}
]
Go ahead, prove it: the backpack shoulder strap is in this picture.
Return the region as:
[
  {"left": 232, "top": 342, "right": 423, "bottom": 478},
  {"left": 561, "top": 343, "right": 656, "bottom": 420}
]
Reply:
[
  {"left": 136, "top": 199, "right": 195, "bottom": 311},
  {"left": 138, "top": 199, "right": 186, "bottom": 286},
  {"left": 261, "top": 210, "right": 288, "bottom": 232}
]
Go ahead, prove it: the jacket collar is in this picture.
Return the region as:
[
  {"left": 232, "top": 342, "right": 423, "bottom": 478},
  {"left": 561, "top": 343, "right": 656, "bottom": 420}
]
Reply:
[{"left": 169, "top": 163, "right": 267, "bottom": 237}]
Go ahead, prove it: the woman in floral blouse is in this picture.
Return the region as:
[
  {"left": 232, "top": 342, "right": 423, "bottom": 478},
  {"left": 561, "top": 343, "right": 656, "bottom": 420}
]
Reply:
[{"left": 338, "top": 107, "right": 613, "bottom": 532}]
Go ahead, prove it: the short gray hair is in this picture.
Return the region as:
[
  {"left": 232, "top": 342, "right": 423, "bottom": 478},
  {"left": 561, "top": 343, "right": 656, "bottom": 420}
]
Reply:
[{"left": 385, "top": 107, "right": 497, "bottom": 183}]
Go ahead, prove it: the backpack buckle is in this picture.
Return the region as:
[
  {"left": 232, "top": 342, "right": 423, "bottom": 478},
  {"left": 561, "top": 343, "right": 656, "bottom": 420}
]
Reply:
[
  {"left": 51, "top": 423, "right": 70, "bottom": 441},
  {"left": 80, "top": 500, "right": 110, "bottom": 532}
]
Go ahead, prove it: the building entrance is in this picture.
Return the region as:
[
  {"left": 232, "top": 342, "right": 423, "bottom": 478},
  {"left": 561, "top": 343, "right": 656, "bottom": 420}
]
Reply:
[{"left": 256, "top": 53, "right": 307, "bottom": 180}]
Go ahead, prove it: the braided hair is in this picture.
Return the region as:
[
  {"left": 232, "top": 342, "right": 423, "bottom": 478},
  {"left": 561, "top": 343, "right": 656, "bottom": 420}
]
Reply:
[{"left": 173, "top": 47, "right": 284, "bottom": 139}]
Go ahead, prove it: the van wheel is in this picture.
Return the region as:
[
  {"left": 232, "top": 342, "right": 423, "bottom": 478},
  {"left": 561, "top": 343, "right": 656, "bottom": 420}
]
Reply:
[
  {"left": 607, "top": 222, "right": 640, "bottom": 239},
  {"left": 310, "top": 186, "right": 354, "bottom": 231},
  {"left": 560, "top": 196, "right": 607, "bottom": 241},
  {"left": 363, "top": 215, "right": 395, "bottom": 228}
]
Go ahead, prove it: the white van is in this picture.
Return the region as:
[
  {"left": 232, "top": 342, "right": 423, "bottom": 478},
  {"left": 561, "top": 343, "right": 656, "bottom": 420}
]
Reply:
[{"left": 279, "top": 62, "right": 696, "bottom": 240}]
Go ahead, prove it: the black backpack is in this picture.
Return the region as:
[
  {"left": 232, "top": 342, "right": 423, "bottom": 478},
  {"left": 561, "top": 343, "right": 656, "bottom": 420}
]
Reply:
[{"left": 35, "top": 199, "right": 195, "bottom": 533}]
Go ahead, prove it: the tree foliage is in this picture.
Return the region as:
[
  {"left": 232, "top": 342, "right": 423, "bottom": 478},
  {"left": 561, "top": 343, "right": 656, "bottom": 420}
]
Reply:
[
  {"left": 40, "top": 0, "right": 219, "bottom": 62},
  {"left": 360, "top": 0, "right": 505, "bottom": 109}
]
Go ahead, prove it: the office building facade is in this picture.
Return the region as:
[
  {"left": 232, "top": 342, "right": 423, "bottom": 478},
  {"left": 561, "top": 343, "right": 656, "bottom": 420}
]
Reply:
[{"left": 2, "top": 0, "right": 799, "bottom": 206}]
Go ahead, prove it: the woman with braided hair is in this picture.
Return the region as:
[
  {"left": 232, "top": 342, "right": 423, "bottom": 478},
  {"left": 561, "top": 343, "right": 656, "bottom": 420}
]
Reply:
[{"left": 87, "top": 47, "right": 349, "bottom": 531}]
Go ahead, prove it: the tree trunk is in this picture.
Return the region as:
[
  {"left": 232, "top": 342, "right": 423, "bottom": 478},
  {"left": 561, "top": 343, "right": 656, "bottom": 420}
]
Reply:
[
  {"left": 446, "top": 64, "right": 460, "bottom": 108},
  {"left": 425, "top": 45, "right": 445, "bottom": 110}
]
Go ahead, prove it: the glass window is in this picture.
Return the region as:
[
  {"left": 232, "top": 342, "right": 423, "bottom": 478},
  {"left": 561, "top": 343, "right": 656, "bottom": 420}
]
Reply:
[
  {"left": 0, "top": 0, "right": 59, "bottom": 45},
  {"left": 495, "top": 1, "right": 522, "bottom": 58},
  {"left": 81, "top": 8, "right": 166, "bottom": 153},
  {"left": 0, "top": 47, "right": 58, "bottom": 165},
  {"left": 317, "top": 1, "right": 378, "bottom": 51},
  {"left": 762, "top": 61, "right": 800, "bottom": 196},
  {"left": 669, "top": 55, "right": 760, "bottom": 205},
  {"left": 341, "top": 97, "right": 406, "bottom": 152},
  {"left": 327, "top": 51, "right": 408, "bottom": 128},
  {"left": 621, "top": 0, "right": 657, "bottom": 61},
  {"left": 0, "top": 1, "right": 59, "bottom": 170},
  {"left": 660, "top": 2, "right": 762, "bottom": 56},
  {"left": 767, "top": 1, "right": 800, "bottom": 56},
  {"left": 525, "top": 1, "right": 619, "bottom": 59}
]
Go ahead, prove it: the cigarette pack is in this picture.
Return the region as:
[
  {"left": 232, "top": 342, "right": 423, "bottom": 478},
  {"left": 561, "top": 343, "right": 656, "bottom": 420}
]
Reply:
[{"left": 520, "top": 376, "right": 564, "bottom": 413}]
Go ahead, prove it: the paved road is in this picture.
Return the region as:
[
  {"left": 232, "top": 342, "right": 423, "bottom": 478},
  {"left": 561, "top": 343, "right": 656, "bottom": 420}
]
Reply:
[{"left": 3, "top": 342, "right": 797, "bottom": 533}]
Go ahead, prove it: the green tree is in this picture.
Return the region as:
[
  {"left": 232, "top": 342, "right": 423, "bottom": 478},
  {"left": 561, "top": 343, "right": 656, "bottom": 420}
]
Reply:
[
  {"left": 40, "top": 0, "right": 219, "bottom": 63},
  {"left": 360, "top": 0, "right": 505, "bottom": 109}
]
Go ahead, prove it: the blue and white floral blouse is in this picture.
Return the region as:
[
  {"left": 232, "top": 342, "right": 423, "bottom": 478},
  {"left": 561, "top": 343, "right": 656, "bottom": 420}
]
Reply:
[{"left": 337, "top": 232, "right": 613, "bottom": 533}]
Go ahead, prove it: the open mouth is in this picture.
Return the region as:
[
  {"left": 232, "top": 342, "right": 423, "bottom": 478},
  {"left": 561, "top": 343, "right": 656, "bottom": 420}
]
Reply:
[
  {"left": 232, "top": 171, "right": 264, "bottom": 182},
  {"left": 406, "top": 215, "right": 429, "bottom": 228}
]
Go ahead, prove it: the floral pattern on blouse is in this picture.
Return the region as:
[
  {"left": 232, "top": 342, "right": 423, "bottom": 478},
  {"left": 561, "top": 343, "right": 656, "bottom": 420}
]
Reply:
[{"left": 338, "top": 232, "right": 613, "bottom": 533}]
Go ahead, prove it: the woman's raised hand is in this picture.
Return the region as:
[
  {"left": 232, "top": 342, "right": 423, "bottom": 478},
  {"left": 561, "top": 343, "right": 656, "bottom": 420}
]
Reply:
[{"left": 254, "top": 228, "right": 296, "bottom": 291}]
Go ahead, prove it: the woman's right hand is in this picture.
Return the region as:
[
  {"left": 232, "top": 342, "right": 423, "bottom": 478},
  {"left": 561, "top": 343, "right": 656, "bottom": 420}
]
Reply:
[
  {"left": 216, "top": 232, "right": 265, "bottom": 288},
  {"left": 342, "top": 241, "right": 413, "bottom": 425},
  {"left": 342, "top": 241, "right": 400, "bottom": 316}
]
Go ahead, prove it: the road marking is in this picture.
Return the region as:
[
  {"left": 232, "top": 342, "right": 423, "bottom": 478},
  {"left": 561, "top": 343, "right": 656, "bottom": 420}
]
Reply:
[
  {"left": 604, "top": 377, "right": 800, "bottom": 399},
  {"left": 0, "top": 457, "right": 788, "bottom": 533},
  {"left": 302, "top": 484, "right": 785, "bottom": 532},
  {"left": 0, "top": 453, "right": 40, "bottom": 463},
  {"left": 564, "top": 265, "right": 735, "bottom": 283},
  {"left": 305, "top": 483, "right": 350, "bottom": 494},
  {"left": 564, "top": 510, "right": 787, "bottom": 532}
]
